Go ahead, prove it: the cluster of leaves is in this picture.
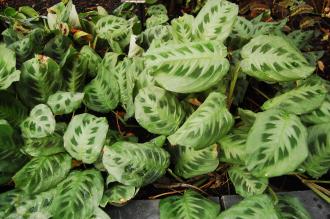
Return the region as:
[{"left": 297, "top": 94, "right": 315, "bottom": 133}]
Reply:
[{"left": 0, "top": 0, "right": 329, "bottom": 218}]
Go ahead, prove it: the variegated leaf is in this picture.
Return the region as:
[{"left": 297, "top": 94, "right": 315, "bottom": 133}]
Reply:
[
  {"left": 193, "top": 0, "right": 238, "bottom": 42},
  {"left": 301, "top": 94, "right": 330, "bottom": 124},
  {"left": 253, "top": 19, "right": 287, "bottom": 36},
  {"left": 137, "top": 25, "right": 172, "bottom": 48},
  {"left": 0, "top": 44, "right": 20, "bottom": 90},
  {"left": 146, "top": 14, "right": 169, "bottom": 29},
  {"left": 101, "top": 183, "right": 138, "bottom": 207},
  {"left": 217, "top": 195, "right": 279, "bottom": 219},
  {"left": 287, "top": 30, "right": 314, "bottom": 49},
  {"left": 17, "top": 55, "right": 62, "bottom": 107},
  {"left": 301, "top": 123, "right": 330, "bottom": 178},
  {"left": 240, "top": 35, "right": 315, "bottom": 82},
  {"left": 303, "top": 51, "right": 325, "bottom": 65},
  {"left": 228, "top": 166, "right": 268, "bottom": 198},
  {"left": 174, "top": 144, "right": 219, "bottom": 179},
  {"left": 44, "top": 34, "right": 72, "bottom": 64},
  {"left": 13, "top": 153, "right": 71, "bottom": 194},
  {"left": 135, "top": 85, "right": 186, "bottom": 135},
  {"left": 79, "top": 45, "right": 102, "bottom": 78},
  {"left": 246, "top": 109, "right": 308, "bottom": 177},
  {"left": 102, "top": 137, "right": 170, "bottom": 187},
  {"left": 231, "top": 16, "right": 254, "bottom": 40},
  {"left": 47, "top": 91, "right": 84, "bottom": 115},
  {"left": 63, "top": 113, "right": 109, "bottom": 164},
  {"left": 276, "top": 195, "right": 311, "bottom": 219},
  {"left": 160, "top": 190, "right": 220, "bottom": 219},
  {"left": 144, "top": 41, "right": 229, "bottom": 93},
  {"left": 171, "top": 14, "right": 194, "bottom": 43},
  {"left": 20, "top": 104, "right": 56, "bottom": 139},
  {"left": 50, "top": 169, "right": 104, "bottom": 219},
  {"left": 168, "top": 92, "right": 234, "bottom": 149},
  {"left": 91, "top": 208, "right": 111, "bottom": 219},
  {"left": 262, "top": 76, "right": 327, "bottom": 115},
  {"left": 147, "top": 4, "right": 167, "bottom": 16}
]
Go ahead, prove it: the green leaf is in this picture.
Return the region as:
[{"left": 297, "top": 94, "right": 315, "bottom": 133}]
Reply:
[
  {"left": 303, "top": 51, "right": 325, "bottom": 65},
  {"left": 159, "top": 190, "right": 220, "bottom": 219},
  {"left": 144, "top": 41, "right": 229, "bottom": 93},
  {"left": 301, "top": 94, "right": 330, "bottom": 125},
  {"left": 301, "top": 123, "right": 330, "bottom": 178},
  {"left": 245, "top": 109, "right": 308, "bottom": 177},
  {"left": 231, "top": 16, "right": 254, "bottom": 40},
  {"left": 168, "top": 92, "right": 234, "bottom": 149},
  {"left": 101, "top": 183, "right": 138, "bottom": 207},
  {"left": 217, "top": 195, "right": 279, "bottom": 219},
  {"left": 171, "top": 14, "right": 194, "bottom": 43},
  {"left": 135, "top": 85, "right": 186, "bottom": 135},
  {"left": 193, "top": 0, "right": 238, "bottom": 42},
  {"left": 102, "top": 139, "right": 170, "bottom": 187},
  {"left": 252, "top": 19, "right": 287, "bottom": 36},
  {"left": 228, "top": 166, "right": 268, "bottom": 198},
  {"left": 80, "top": 46, "right": 102, "bottom": 78},
  {"left": 20, "top": 104, "right": 56, "bottom": 139},
  {"left": 44, "top": 34, "right": 72, "bottom": 63},
  {"left": 17, "top": 55, "right": 62, "bottom": 107},
  {"left": 0, "top": 44, "right": 20, "bottom": 90},
  {"left": 47, "top": 91, "right": 84, "bottom": 115},
  {"left": 240, "top": 35, "right": 315, "bottom": 82},
  {"left": 63, "top": 113, "right": 109, "bottom": 164},
  {"left": 146, "top": 14, "right": 169, "bottom": 29},
  {"left": 261, "top": 76, "right": 328, "bottom": 115},
  {"left": 0, "top": 91, "right": 28, "bottom": 127},
  {"left": 22, "top": 132, "right": 65, "bottom": 157},
  {"left": 137, "top": 25, "right": 172, "bottom": 48},
  {"left": 91, "top": 208, "right": 111, "bottom": 219},
  {"left": 147, "top": 4, "right": 167, "bottom": 16},
  {"left": 287, "top": 30, "right": 314, "bottom": 49},
  {"left": 50, "top": 169, "right": 104, "bottom": 219},
  {"left": 174, "top": 144, "right": 219, "bottom": 179},
  {"left": 276, "top": 195, "right": 311, "bottom": 219},
  {"left": 13, "top": 153, "right": 71, "bottom": 194}
]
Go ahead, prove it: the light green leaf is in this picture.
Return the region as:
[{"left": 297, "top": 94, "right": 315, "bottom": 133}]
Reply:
[
  {"left": 171, "top": 14, "right": 194, "bottom": 43},
  {"left": 63, "top": 113, "right": 109, "bottom": 164},
  {"left": 276, "top": 195, "right": 311, "bottom": 219},
  {"left": 80, "top": 46, "right": 102, "bottom": 78},
  {"left": 160, "top": 190, "right": 220, "bottom": 219},
  {"left": 147, "top": 4, "right": 167, "bottom": 16},
  {"left": 137, "top": 25, "right": 172, "bottom": 48},
  {"left": 303, "top": 51, "right": 325, "bottom": 65},
  {"left": 301, "top": 94, "right": 330, "bottom": 124},
  {"left": 47, "top": 91, "right": 84, "bottom": 115},
  {"left": 0, "top": 44, "right": 20, "bottom": 90},
  {"left": 144, "top": 41, "right": 229, "bottom": 93},
  {"left": 17, "top": 55, "right": 62, "bottom": 107},
  {"left": 245, "top": 109, "right": 308, "bottom": 177},
  {"left": 261, "top": 76, "right": 327, "bottom": 115},
  {"left": 101, "top": 183, "right": 138, "bottom": 207},
  {"left": 228, "top": 166, "right": 268, "bottom": 198},
  {"left": 135, "top": 85, "right": 186, "bottom": 135},
  {"left": 91, "top": 208, "right": 111, "bottom": 219},
  {"left": 287, "top": 30, "right": 314, "bottom": 49},
  {"left": 22, "top": 132, "right": 65, "bottom": 157},
  {"left": 174, "top": 144, "right": 219, "bottom": 179},
  {"left": 102, "top": 139, "right": 170, "bottom": 187},
  {"left": 217, "top": 195, "right": 279, "bottom": 219},
  {"left": 193, "top": 0, "right": 238, "bottom": 42},
  {"left": 44, "top": 34, "right": 72, "bottom": 64},
  {"left": 20, "top": 104, "right": 56, "bottom": 139},
  {"left": 301, "top": 123, "right": 330, "bottom": 178},
  {"left": 13, "top": 153, "right": 71, "bottom": 194},
  {"left": 240, "top": 35, "right": 315, "bottom": 82},
  {"left": 253, "top": 19, "right": 287, "bottom": 36},
  {"left": 168, "top": 92, "right": 234, "bottom": 149},
  {"left": 231, "top": 16, "right": 254, "bottom": 40},
  {"left": 146, "top": 14, "right": 169, "bottom": 29},
  {"left": 50, "top": 169, "right": 104, "bottom": 219},
  {"left": 0, "top": 91, "right": 28, "bottom": 127}
]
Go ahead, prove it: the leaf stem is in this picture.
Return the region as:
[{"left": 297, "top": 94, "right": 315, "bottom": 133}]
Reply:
[
  {"left": 267, "top": 186, "right": 278, "bottom": 204},
  {"left": 167, "top": 169, "right": 185, "bottom": 183},
  {"left": 227, "top": 64, "right": 241, "bottom": 108}
]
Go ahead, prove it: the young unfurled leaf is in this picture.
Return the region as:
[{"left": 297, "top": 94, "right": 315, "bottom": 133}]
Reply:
[
  {"left": 50, "top": 169, "right": 104, "bottom": 219},
  {"left": 168, "top": 92, "right": 234, "bottom": 149},
  {"left": 17, "top": 55, "right": 62, "bottom": 107},
  {"left": 301, "top": 94, "right": 330, "bottom": 125},
  {"left": 276, "top": 195, "right": 311, "bottom": 219},
  {"left": 13, "top": 153, "right": 71, "bottom": 194},
  {"left": 171, "top": 14, "right": 194, "bottom": 43},
  {"left": 193, "top": 0, "right": 238, "bottom": 42},
  {"left": 63, "top": 113, "right": 109, "bottom": 164},
  {"left": 228, "top": 166, "right": 268, "bottom": 198},
  {"left": 135, "top": 86, "right": 186, "bottom": 135},
  {"left": 245, "top": 109, "right": 308, "bottom": 177},
  {"left": 144, "top": 41, "right": 229, "bottom": 93},
  {"left": 301, "top": 123, "right": 330, "bottom": 178},
  {"left": 160, "top": 190, "right": 220, "bottom": 219},
  {"left": 262, "top": 76, "right": 327, "bottom": 115},
  {"left": 217, "top": 195, "right": 279, "bottom": 219},
  {"left": 240, "top": 35, "right": 315, "bottom": 82},
  {"left": 47, "top": 91, "right": 84, "bottom": 115},
  {"left": 101, "top": 183, "right": 138, "bottom": 207},
  {"left": 0, "top": 44, "right": 20, "bottom": 90},
  {"left": 20, "top": 104, "right": 56, "bottom": 139},
  {"left": 174, "top": 144, "right": 219, "bottom": 179},
  {"left": 102, "top": 138, "right": 170, "bottom": 187}
]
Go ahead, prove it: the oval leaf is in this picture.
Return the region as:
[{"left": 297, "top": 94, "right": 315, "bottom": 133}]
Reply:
[
  {"left": 0, "top": 44, "right": 20, "bottom": 90},
  {"left": 101, "top": 183, "right": 138, "bottom": 207},
  {"left": 276, "top": 195, "right": 311, "bottom": 219},
  {"left": 47, "top": 91, "right": 84, "bottom": 115},
  {"left": 171, "top": 14, "right": 194, "bottom": 43},
  {"left": 301, "top": 94, "right": 330, "bottom": 125}
]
